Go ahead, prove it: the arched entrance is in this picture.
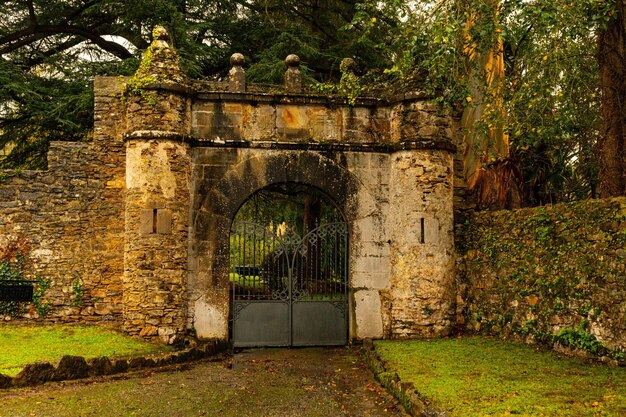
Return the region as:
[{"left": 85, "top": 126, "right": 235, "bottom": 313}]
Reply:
[{"left": 229, "top": 183, "right": 348, "bottom": 347}]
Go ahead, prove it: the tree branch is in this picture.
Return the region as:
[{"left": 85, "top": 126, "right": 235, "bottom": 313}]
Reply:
[
  {"left": 0, "top": 25, "right": 133, "bottom": 59},
  {"left": 27, "top": 0, "right": 37, "bottom": 26}
]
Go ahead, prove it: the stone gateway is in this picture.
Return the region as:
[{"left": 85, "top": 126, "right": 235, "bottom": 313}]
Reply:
[{"left": 0, "top": 28, "right": 458, "bottom": 344}]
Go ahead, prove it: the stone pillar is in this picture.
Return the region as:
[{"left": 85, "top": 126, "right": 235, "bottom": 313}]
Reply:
[
  {"left": 228, "top": 53, "right": 246, "bottom": 92},
  {"left": 386, "top": 148, "right": 456, "bottom": 338},
  {"left": 284, "top": 54, "right": 302, "bottom": 93},
  {"left": 122, "top": 27, "right": 191, "bottom": 344}
]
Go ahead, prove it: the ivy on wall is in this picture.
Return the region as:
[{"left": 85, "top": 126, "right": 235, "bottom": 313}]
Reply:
[
  {"left": 461, "top": 197, "right": 626, "bottom": 361},
  {"left": 0, "top": 237, "right": 50, "bottom": 318}
]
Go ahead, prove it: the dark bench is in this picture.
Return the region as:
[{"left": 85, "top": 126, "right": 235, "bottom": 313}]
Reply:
[
  {"left": 233, "top": 265, "right": 262, "bottom": 277},
  {"left": 0, "top": 280, "right": 35, "bottom": 302}
]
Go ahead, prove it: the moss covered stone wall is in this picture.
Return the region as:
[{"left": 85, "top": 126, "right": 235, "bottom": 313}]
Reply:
[{"left": 459, "top": 198, "right": 626, "bottom": 360}]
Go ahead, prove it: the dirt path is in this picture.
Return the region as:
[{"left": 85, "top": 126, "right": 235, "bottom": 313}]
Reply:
[{"left": 0, "top": 347, "right": 406, "bottom": 417}]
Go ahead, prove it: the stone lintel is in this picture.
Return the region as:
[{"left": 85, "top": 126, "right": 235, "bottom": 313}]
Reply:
[
  {"left": 124, "top": 131, "right": 192, "bottom": 142},
  {"left": 190, "top": 139, "right": 456, "bottom": 153},
  {"left": 194, "top": 91, "right": 384, "bottom": 107},
  {"left": 138, "top": 82, "right": 194, "bottom": 96},
  {"left": 191, "top": 86, "right": 436, "bottom": 106}
]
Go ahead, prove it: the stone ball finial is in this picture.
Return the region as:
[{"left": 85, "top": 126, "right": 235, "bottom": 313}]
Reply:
[
  {"left": 153, "top": 26, "right": 170, "bottom": 42},
  {"left": 230, "top": 53, "right": 245, "bottom": 67},
  {"left": 285, "top": 54, "right": 301, "bottom": 68},
  {"left": 340, "top": 57, "right": 356, "bottom": 72}
]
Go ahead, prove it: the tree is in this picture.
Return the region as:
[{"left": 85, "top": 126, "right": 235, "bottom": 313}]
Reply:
[
  {"left": 389, "top": 0, "right": 611, "bottom": 206},
  {"left": 0, "top": 0, "right": 398, "bottom": 168},
  {"left": 597, "top": 0, "right": 626, "bottom": 197}
]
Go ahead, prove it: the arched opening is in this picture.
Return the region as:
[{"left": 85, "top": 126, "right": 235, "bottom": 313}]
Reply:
[{"left": 229, "top": 182, "right": 348, "bottom": 347}]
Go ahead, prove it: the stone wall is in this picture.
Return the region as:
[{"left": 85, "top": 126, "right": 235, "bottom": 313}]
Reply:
[
  {"left": 384, "top": 149, "right": 455, "bottom": 338},
  {"left": 0, "top": 77, "right": 126, "bottom": 323},
  {"left": 0, "top": 29, "right": 460, "bottom": 344},
  {"left": 459, "top": 197, "right": 626, "bottom": 357}
]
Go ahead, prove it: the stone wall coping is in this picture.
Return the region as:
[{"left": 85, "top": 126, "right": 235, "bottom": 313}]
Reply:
[
  {"left": 0, "top": 339, "right": 231, "bottom": 389},
  {"left": 124, "top": 130, "right": 192, "bottom": 142},
  {"left": 124, "top": 78, "right": 435, "bottom": 107},
  {"left": 190, "top": 138, "right": 456, "bottom": 153}
]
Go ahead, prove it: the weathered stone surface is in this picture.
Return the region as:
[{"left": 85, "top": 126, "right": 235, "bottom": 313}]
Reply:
[
  {"left": 87, "top": 356, "right": 113, "bottom": 376},
  {"left": 128, "top": 356, "right": 156, "bottom": 369},
  {"left": 461, "top": 197, "right": 626, "bottom": 355},
  {"left": 0, "top": 373, "right": 12, "bottom": 388},
  {"left": 229, "top": 53, "right": 246, "bottom": 92},
  {"left": 110, "top": 359, "right": 129, "bottom": 374},
  {"left": 53, "top": 355, "right": 89, "bottom": 380},
  {"left": 354, "top": 290, "right": 384, "bottom": 339},
  {"left": 13, "top": 362, "right": 55, "bottom": 387},
  {"left": 0, "top": 34, "right": 460, "bottom": 345}
]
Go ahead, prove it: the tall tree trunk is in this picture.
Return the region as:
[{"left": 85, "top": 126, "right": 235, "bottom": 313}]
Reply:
[
  {"left": 461, "top": 1, "right": 521, "bottom": 209},
  {"left": 598, "top": 0, "right": 626, "bottom": 197}
]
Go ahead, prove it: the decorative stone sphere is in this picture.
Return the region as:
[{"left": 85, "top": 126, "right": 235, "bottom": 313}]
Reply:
[
  {"left": 153, "top": 26, "right": 170, "bottom": 42},
  {"left": 340, "top": 57, "right": 356, "bottom": 72},
  {"left": 230, "top": 53, "right": 245, "bottom": 67},
  {"left": 285, "top": 54, "right": 301, "bottom": 68}
]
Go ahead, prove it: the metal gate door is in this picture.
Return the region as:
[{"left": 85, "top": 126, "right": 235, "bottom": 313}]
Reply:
[{"left": 230, "top": 221, "right": 348, "bottom": 347}]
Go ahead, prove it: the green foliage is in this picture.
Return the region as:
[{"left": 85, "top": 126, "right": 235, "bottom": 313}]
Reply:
[
  {"left": 339, "top": 60, "right": 362, "bottom": 106},
  {"left": 0, "top": 0, "right": 618, "bottom": 201},
  {"left": 0, "top": 0, "right": 401, "bottom": 168},
  {"left": 70, "top": 277, "right": 85, "bottom": 307},
  {"left": 371, "top": 0, "right": 616, "bottom": 203},
  {"left": 32, "top": 274, "right": 51, "bottom": 317},
  {"left": 374, "top": 338, "right": 626, "bottom": 416},
  {"left": 463, "top": 197, "right": 626, "bottom": 359},
  {"left": 0, "top": 238, "right": 29, "bottom": 317},
  {"left": 0, "top": 237, "right": 50, "bottom": 318},
  {"left": 553, "top": 323, "right": 607, "bottom": 356}
]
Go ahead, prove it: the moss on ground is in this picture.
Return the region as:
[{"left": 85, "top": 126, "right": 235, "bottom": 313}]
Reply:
[
  {"left": 0, "top": 324, "right": 169, "bottom": 376},
  {"left": 375, "top": 337, "right": 626, "bottom": 417}
]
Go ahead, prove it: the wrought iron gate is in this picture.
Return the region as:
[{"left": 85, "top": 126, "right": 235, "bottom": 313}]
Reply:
[{"left": 230, "top": 221, "right": 348, "bottom": 347}]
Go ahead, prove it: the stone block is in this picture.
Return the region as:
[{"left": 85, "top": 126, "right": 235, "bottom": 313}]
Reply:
[
  {"left": 424, "top": 217, "right": 439, "bottom": 245},
  {"left": 53, "top": 355, "right": 89, "bottom": 380},
  {"left": 87, "top": 356, "right": 113, "bottom": 376},
  {"left": 194, "top": 298, "right": 228, "bottom": 339},
  {"left": 13, "top": 362, "right": 55, "bottom": 387},
  {"left": 0, "top": 373, "right": 12, "bottom": 388},
  {"left": 354, "top": 289, "right": 383, "bottom": 339},
  {"left": 156, "top": 209, "right": 172, "bottom": 234},
  {"left": 139, "top": 208, "right": 155, "bottom": 235},
  {"left": 351, "top": 271, "right": 389, "bottom": 290},
  {"left": 276, "top": 105, "right": 309, "bottom": 139}
]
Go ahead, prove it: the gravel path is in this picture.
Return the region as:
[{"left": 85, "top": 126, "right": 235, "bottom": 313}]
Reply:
[{"left": 0, "top": 347, "right": 407, "bottom": 417}]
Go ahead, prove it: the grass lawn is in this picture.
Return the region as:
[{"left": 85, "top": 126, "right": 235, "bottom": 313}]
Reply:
[
  {"left": 0, "top": 324, "right": 170, "bottom": 376},
  {"left": 374, "top": 337, "right": 626, "bottom": 417}
]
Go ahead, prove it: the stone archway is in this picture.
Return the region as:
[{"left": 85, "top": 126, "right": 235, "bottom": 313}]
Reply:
[{"left": 188, "top": 149, "right": 385, "bottom": 341}]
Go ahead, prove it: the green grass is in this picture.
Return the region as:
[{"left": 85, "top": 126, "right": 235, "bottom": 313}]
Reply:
[
  {"left": 0, "top": 324, "right": 170, "bottom": 376},
  {"left": 374, "top": 337, "right": 626, "bottom": 417},
  {"left": 229, "top": 272, "right": 265, "bottom": 289}
]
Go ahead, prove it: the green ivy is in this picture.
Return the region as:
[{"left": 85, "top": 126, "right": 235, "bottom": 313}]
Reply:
[
  {"left": 70, "top": 277, "right": 84, "bottom": 307},
  {"left": 32, "top": 274, "right": 51, "bottom": 317},
  {"left": 463, "top": 198, "right": 626, "bottom": 361},
  {"left": 0, "top": 239, "right": 51, "bottom": 318}
]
